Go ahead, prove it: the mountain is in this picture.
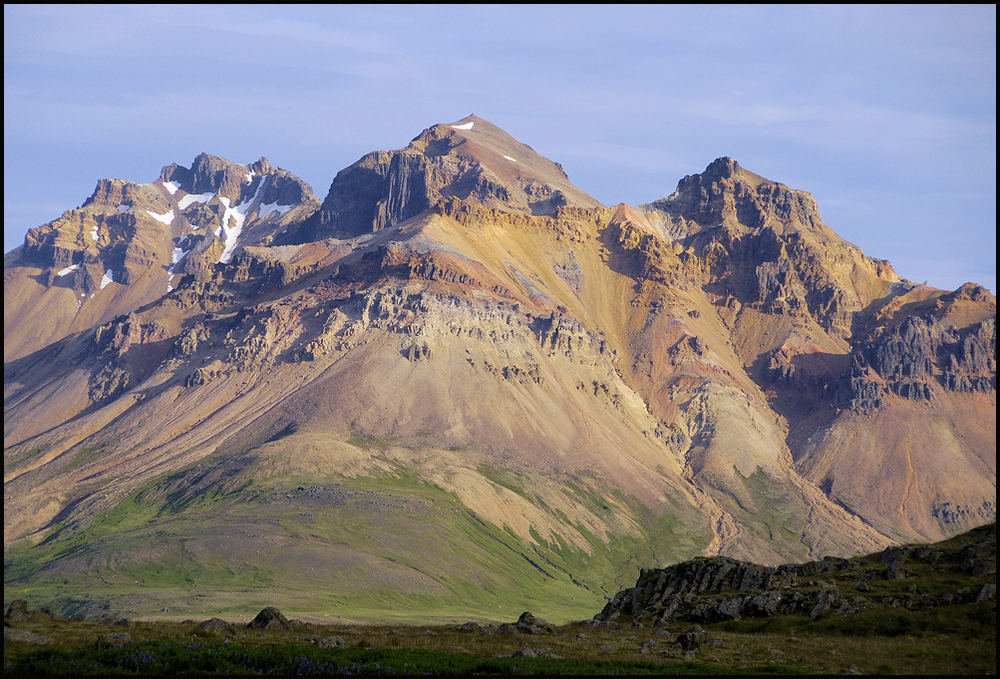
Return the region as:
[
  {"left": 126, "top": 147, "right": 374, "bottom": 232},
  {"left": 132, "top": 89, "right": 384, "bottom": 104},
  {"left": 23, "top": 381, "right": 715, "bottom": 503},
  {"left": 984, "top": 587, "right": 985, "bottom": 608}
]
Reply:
[
  {"left": 3, "top": 116, "right": 995, "bottom": 623},
  {"left": 4, "top": 154, "right": 318, "bottom": 361}
]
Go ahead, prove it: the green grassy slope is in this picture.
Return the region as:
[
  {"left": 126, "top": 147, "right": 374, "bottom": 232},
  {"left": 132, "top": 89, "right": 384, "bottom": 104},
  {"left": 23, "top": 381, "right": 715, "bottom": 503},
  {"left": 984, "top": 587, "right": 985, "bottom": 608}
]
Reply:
[{"left": 4, "top": 439, "right": 711, "bottom": 624}]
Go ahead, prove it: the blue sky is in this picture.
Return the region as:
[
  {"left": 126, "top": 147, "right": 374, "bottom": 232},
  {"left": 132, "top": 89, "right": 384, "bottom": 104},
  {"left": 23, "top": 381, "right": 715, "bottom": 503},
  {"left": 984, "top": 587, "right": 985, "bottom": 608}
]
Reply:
[{"left": 4, "top": 4, "right": 996, "bottom": 292}]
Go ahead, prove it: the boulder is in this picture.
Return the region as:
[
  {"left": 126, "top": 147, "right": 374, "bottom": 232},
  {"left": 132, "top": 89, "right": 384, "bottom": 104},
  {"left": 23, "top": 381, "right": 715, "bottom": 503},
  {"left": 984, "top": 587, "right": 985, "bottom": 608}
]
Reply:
[
  {"left": 198, "top": 617, "right": 236, "bottom": 634},
  {"left": 674, "top": 625, "right": 707, "bottom": 651},
  {"left": 452, "top": 621, "right": 482, "bottom": 632},
  {"left": 247, "top": 606, "right": 292, "bottom": 631},
  {"left": 884, "top": 561, "right": 906, "bottom": 580},
  {"left": 975, "top": 584, "right": 996, "bottom": 602},
  {"left": 5, "top": 600, "right": 30, "bottom": 621},
  {"left": 716, "top": 597, "right": 743, "bottom": 620},
  {"left": 809, "top": 590, "right": 840, "bottom": 619},
  {"left": 515, "top": 611, "right": 553, "bottom": 634}
]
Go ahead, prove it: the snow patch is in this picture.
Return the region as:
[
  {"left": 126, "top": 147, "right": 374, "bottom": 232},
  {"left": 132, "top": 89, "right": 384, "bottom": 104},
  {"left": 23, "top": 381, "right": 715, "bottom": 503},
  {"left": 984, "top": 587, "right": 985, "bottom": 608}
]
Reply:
[
  {"left": 217, "top": 176, "right": 267, "bottom": 264},
  {"left": 245, "top": 171, "right": 255, "bottom": 183},
  {"left": 117, "top": 204, "right": 131, "bottom": 212},
  {"left": 100, "top": 269, "right": 115, "bottom": 289},
  {"left": 90, "top": 225, "right": 99, "bottom": 241},
  {"left": 503, "top": 155, "right": 517, "bottom": 162},
  {"left": 56, "top": 264, "right": 79, "bottom": 277},
  {"left": 258, "top": 201, "right": 292, "bottom": 219},
  {"left": 178, "top": 192, "right": 214, "bottom": 210},
  {"left": 162, "top": 180, "right": 181, "bottom": 195},
  {"left": 450, "top": 121, "right": 474, "bottom": 130},
  {"left": 146, "top": 209, "right": 175, "bottom": 225},
  {"left": 167, "top": 236, "right": 190, "bottom": 278}
]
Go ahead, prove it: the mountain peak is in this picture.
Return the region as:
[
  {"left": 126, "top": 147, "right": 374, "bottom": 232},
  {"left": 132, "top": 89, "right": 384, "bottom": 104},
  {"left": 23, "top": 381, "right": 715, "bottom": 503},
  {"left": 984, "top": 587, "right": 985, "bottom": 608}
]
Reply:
[
  {"left": 704, "top": 156, "right": 740, "bottom": 178},
  {"left": 157, "top": 153, "right": 314, "bottom": 206},
  {"left": 698, "top": 156, "right": 776, "bottom": 188},
  {"left": 648, "top": 157, "right": 820, "bottom": 233},
  {"left": 299, "top": 116, "right": 602, "bottom": 240}
]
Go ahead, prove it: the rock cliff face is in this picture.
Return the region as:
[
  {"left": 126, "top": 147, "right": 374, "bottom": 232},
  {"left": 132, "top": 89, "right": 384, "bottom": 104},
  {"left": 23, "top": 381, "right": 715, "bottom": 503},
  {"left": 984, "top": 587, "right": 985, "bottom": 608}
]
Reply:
[
  {"left": 3, "top": 116, "right": 995, "bottom": 622},
  {"left": 848, "top": 285, "right": 996, "bottom": 411}
]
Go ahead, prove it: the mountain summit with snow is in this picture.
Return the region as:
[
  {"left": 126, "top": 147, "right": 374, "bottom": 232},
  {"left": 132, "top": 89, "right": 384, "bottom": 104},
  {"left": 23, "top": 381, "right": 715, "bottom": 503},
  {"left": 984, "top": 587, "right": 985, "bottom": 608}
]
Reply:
[
  {"left": 5, "top": 154, "right": 317, "bottom": 358},
  {"left": 3, "top": 115, "right": 995, "bottom": 622}
]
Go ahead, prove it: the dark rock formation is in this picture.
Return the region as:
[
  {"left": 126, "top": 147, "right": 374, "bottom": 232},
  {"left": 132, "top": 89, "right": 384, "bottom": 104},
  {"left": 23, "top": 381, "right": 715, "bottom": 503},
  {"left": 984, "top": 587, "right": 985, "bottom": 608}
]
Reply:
[
  {"left": 674, "top": 625, "right": 708, "bottom": 651},
  {"left": 5, "top": 600, "right": 30, "bottom": 622},
  {"left": 198, "top": 617, "right": 236, "bottom": 634},
  {"left": 648, "top": 157, "right": 823, "bottom": 233},
  {"left": 247, "top": 606, "right": 291, "bottom": 631},
  {"left": 595, "top": 524, "right": 996, "bottom": 626},
  {"left": 160, "top": 154, "right": 313, "bottom": 207},
  {"left": 515, "top": 611, "right": 554, "bottom": 634},
  {"left": 849, "top": 303, "right": 996, "bottom": 412}
]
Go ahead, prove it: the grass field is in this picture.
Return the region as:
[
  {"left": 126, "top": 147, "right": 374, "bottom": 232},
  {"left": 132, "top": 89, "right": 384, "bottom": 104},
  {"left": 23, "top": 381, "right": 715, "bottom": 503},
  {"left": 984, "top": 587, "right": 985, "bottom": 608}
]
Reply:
[
  {"left": 3, "top": 604, "right": 995, "bottom": 675},
  {"left": 5, "top": 523, "right": 995, "bottom": 674}
]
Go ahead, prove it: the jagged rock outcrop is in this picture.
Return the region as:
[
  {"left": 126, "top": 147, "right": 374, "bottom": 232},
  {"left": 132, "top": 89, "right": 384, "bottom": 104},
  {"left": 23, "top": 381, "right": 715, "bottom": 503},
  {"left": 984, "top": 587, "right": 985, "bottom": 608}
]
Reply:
[
  {"left": 848, "top": 286, "right": 996, "bottom": 411},
  {"left": 595, "top": 524, "right": 996, "bottom": 626},
  {"left": 648, "top": 157, "right": 829, "bottom": 236},
  {"left": 160, "top": 154, "right": 312, "bottom": 207},
  {"left": 594, "top": 554, "right": 845, "bottom": 624},
  {"left": 514, "top": 611, "right": 554, "bottom": 634},
  {"left": 87, "top": 313, "right": 172, "bottom": 403},
  {"left": 5, "top": 600, "right": 31, "bottom": 621}
]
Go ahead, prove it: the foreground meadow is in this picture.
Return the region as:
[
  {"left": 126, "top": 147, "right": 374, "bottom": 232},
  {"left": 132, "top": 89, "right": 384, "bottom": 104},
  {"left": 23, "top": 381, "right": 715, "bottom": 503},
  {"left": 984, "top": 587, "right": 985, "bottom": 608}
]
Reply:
[{"left": 4, "top": 601, "right": 994, "bottom": 676}]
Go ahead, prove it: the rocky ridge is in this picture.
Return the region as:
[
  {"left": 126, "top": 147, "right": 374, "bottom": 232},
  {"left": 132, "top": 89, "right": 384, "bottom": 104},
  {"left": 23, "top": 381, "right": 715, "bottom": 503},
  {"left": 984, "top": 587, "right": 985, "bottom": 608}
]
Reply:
[{"left": 594, "top": 523, "right": 996, "bottom": 626}]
